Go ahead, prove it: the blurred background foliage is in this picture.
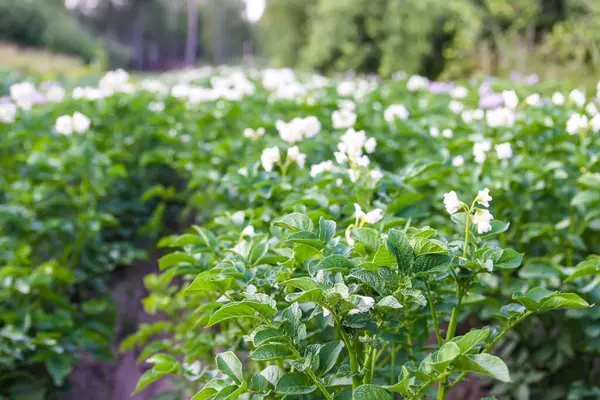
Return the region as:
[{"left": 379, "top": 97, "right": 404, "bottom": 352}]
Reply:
[{"left": 1, "top": 0, "right": 600, "bottom": 85}]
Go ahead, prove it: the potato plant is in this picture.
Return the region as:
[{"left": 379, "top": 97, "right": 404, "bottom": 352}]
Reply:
[{"left": 2, "top": 68, "right": 600, "bottom": 399}]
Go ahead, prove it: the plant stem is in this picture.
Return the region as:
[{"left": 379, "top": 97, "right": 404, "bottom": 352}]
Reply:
[
  {"left": 463, "top": 212, "right": 471, "bottom": 259},
  {"left": 447, "top": 310, "right": 533, "bottom": 391},
  {"left": 327, "top": 306, "right": 361, "bottom": 390},
  {"left": 409, "top": 371, "right": 454, "bottom": 400},
  {"left": 391, "top": 347, "right": 396, "bottom": 386},
  {"left": 305, "top": 368, "right": 334, "bottom": 400},
  {"left": 425, "top": 280, "right": 443, "bottom": 346}
]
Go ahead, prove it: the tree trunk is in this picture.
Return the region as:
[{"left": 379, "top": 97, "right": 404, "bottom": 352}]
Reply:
[{"left": 185, "top": 0, "right": 198, "bottom": 67}]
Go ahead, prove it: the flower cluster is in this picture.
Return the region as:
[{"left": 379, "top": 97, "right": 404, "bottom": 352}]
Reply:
[
  {"left": 276, "top": 117, "right": 321, "bottom": 143},
  {"left": 443, "top": 188, "right": 494, "bottom": 234},
  {"left": 54, "top": 112, "right": 91, "bottom": 135},
  {"left": 383, "top": 104, "right": 410, "bottom": 123}
]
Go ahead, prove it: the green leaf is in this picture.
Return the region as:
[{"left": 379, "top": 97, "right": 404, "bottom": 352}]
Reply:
[
  {"left": 287, "top": 231, "right": 324, "bottom": 248},
  {"left": 190, "top": 387, "right": 218, "bottom": 400},
  {"left": 184, "top": 271, "right": 233, "bottom": 294},
  {"left": 577, "top": 173, "right": 600, "bottom": 189},
  {"left": 571, "top": 190, "right": 600, "bottom": 206},
  {"left": 409, "top": 237, "right": 449, "bottom": 256},
  {"left": 512, "top": 287, "right": 554, "bottom": 311},
  {"left": 133, "top": 354, "right": 179, "bottom": 394},
  {"left": 386, "top": 229, "right": 414, "bottom": 271},
  {"left": 159, "top": 252, "right": 197, "bottom": 270},
  {"left": 425, "top": 342, "right": 460, "bottom": 372},
  {"left": 376, "top": 295, "right": 403, "bottom": 310},
  {"left": 481, "top": 220, "right": 510, "bottom": 238},
  {"left": 373, "top": 244, "right": 397, "bottom": 267},
  {"left": 566, "top": 259, "right": 600, "bottom": 282},
  {"left": 207, "top": 301, "right": 274, "bottom": 327},
  {"left": 252, "top": 327, "right": 287, "bottom": 346},
  {"left": 316, "top": 341, "right": 344, "bottom": 376},
  {"left": 250, "top": 243, "right": 269, "bottom": 265},
  {"left": 350, "top": 228, "right": 380, "bottom": 250},
  {"left": 284, "top": 277, "right": 320, "bottom": 291},
  {"left": 274, "top": 213, "right": 314, "bottom": 232},
  {"left": 348, "top": 269, "right": 389, "bottom": 295},
  {"left": 249, "top": 374, "right": 271, "bottom": 392},
  {"left": 490, "top": 249, "right": 523, "bottom": 270},
  {"left": 319, "top": 217, "right": 336, "bottom": 243},
  {"left": 452, "top": 354, "right": 511, "bottom": 382},
  {"left": 45, "top": 357, "right": 73, "bottom": 386},
  {"left": 170, "top": 234, "right": 206, "bottom": 247},
  {"left": 519, "top": 258, "right": 561, "bottom": 278},
  {"left": 353, "top": 384, "right": 392, "bottom": 400},
  {"left": 411, "top": 254, "right": 451, "bottom": 277},
  {"left": 260, "top": 365, "right": 283, "bottom": 387},
  {"left": 452, "top": 329, "right": 490, "bottom": 354},
  {"left": 313, "top": 255, "right": 354, "bottom": 273},
  {"left": 388, "top": 366, "right": 412, "bottom": 395},
  {"left": 250, "top": 343, "right": 295, "bottom": 361},
  {"left": 192, "top": 226, "right": 218, "bottom": 248},
  {"left": 216, "top": 351, "right": 244, "bottom": 384},
  {"left": 275, "top": 372, "right": 316, "bottom": 395},
  {"left": 285, "top": 288, "right": 323, "bottom": 303},
  {"left": 538, "top": 293, "right": 590, "bottom": 311}
]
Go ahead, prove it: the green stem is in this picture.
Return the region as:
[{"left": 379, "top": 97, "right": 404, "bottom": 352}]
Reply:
[
  {"left": 327, "top": 306, "right": 360, "bottom": 390},
  {"left": 463, "top": 212, "right": 471, "bottom": 259},
  {"left": 305, "top": 368, "right": 334, "bottom": 400},
  {"left": 409, "top": 371, "right": 454, "bottom": 400},
  {"left": 447, "top": 310, "right": 533, "bottom": 391},
  {"left": 390, "top": 347, "right": 396, "bottom": 386},
  {"left": 425, "top": 280, "right": 443, "bottom": 346}
]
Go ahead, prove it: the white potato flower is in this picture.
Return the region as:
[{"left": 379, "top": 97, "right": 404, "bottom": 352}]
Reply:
[
  {"left": 525, "top": 93, "right": 541, "bottom": 107},
  {"left": 449, "top": 100, "right": 464, "bottom": 114},
  {"left": 566, "top": 113, "right": 589, "bottom": 135},
  {"left": 586, "top": 103, "right": 598, "bottom": 116},
  {"left": 72, "top": 112, "right": 91, "bottom": 133},
  {"left": 443, "top": 191, "right": 462, "bottom": 214},
  {"left": 287, "top": 146, "right": 307, "bottom": 168},
  {"left": 332, "top": 109, "right": 357, "bottom": 129},
  {"left": 260, "top": 146, "right": 281, "bottom": 172},
  {"left": 476, "top": 188, "right": 492, "bottom": 207},
  {"left": 450, "top": 86, "right": 468, "bottom": 99},
  {"left": 486, "top": 107, "right": 515, "bottom": 127},
  {"left": 502, "top": 90, "right": 519, "bottom": 109},
  {"left": 473, "top": 208, "right": 494, "bottom": 234},
  {"left": 429, "top": 127, "right": 440, "bottom": 137},
  {"left": 0, "top": 103, "right": 17, "bottom": 123},
  {"left": 55, "top": 115, "right": 74, "bottom": 135},
  {"left": 365, "top": 209, "right": 384, "bottom": 224},
  {"left": 407, "top": 75, "right": 429, "bottom": 91},
  {"left": 442, "top": 129, "right": 453, "bottom": 139},
  {"left": 46, "top": 85, "right": 65, "bottom": 103},
  {"left": 495, "top": 142, "right": 513, "bottom": 160},
  {"left": 149, "top": 101, "right": 165, "bottom": 113},
  {"left": 364, "top": 137, "right": 377, "bottom": 154},
  {"left": 591, "top": 114, "right": 600, "bottom": 133},
  {"left": 384, "top": 104, "right": 409, "bottom": 123},
  {"left": 452, "top": 155, "right": 464, "bottom": 167},
  {"left": 569, "top": 89, "right": 586, "bottom": 108},
  {"left": 552, "top": 92, "right": 565, "bottom": 105},
  {"left": 310, "top": 160, "right": 334, "bottom": 177}
]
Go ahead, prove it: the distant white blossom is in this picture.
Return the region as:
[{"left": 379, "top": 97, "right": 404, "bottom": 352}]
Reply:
[
  {"left": 566, "top": 113, "right": 588, "bottom": 135},
  {"left": 384, "top": 104, "right": 409, "bottom": 123},
  {"left": 449, "top": 100, "right": 464, "bottom": 114},
  {"left": 244, "top": 127, "right": 265, "bottom": 141},
  {"left": 287, "top": 146, "right": 307, "bottom": 168},
  {"left": 310, "top": 160, "right": 334, "bottom": 177},
  {"left": 450, "top": 86, "right": 468, "bottom": 99},
  {"left": 495, "top": 142, "right": 513, "bottom": 160},
  {"left": 0, "top": 104, "right": 17, "bottom": 123},
  {"left": 552, "top": 92, "right": 565, "bottom": 105},
  {"left": 407, "top": 75, "right": 429, "bottom": 91},
  {"left": 452, "top": 155, "right": 464, "bottom": 167},
  {"left": 569, "top": 89, "right": 586, "bottom": 108},
  {"left": 502, "top": 90, "right": 519, "bottom": 109},
  {"left": 332, "top": 109, "right": 357, "bottom": 130},
  {"left": 486, "top": 107, "right": 515, "bottom": 127}
]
